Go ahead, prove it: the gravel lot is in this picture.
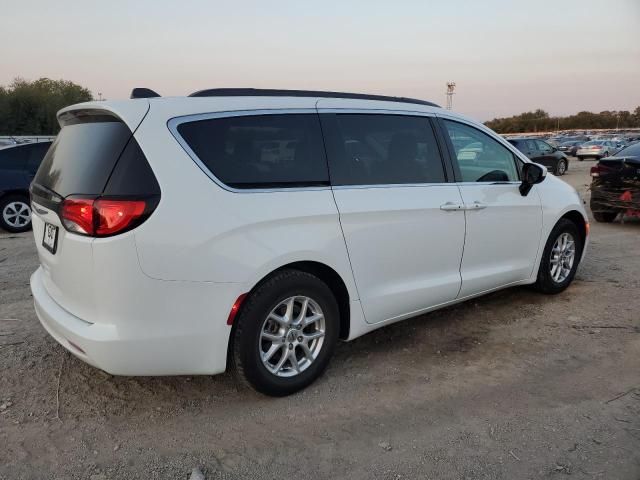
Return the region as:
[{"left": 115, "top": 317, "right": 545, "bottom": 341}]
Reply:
[{"left": 1, "top": 159, "right": 639, "bottom": 480}]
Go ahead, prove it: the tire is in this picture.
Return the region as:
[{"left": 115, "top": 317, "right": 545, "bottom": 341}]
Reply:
[
  {"left": 0, "top": 194, "right": 32, "bottom": 233},
  {"left": 592, "top": 210, "right": 618, "bottom": 223},
  {"left": 555, "top": 159, "right": 568, "bottom": 176},
  {"left": 532, "top": 219, "right": 582, "bottom": 294},
  {"left": 231, "top": 269, "right": 340, "bottom": 396}
]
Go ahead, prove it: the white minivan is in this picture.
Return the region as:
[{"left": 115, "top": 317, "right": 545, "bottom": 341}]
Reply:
[{"left": 30, "top": 89, "right": 588, "bottom": 396}]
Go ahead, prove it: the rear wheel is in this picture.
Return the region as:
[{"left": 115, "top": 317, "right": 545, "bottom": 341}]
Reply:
[
  {"left": 555, "top": 159, "right": 568, "bottom": 176},
  {"left": 0, "top": 195, "right": 32, "bottom": 233},
  {"left": 533, "top": 219, "right": 582, "bottom": 294},
  {"left": 231, "top": 269, "right": 339, "bottom": 396}
]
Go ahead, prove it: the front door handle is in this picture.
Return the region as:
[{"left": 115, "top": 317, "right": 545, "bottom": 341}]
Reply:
[
  {"left": 440, "top": 202, "right": 464, "bottom": 211},
  {"left": 465, "top": 201, "right": 488, "bottom": 210}
]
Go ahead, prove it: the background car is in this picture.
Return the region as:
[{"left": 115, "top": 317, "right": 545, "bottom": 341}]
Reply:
[
  {"left": 576, "top": 140, "right": 617, "bottom": 161},
  {"left": 507, "top": 137, "right": 570, "bottom": 175},
  {"left": 589, "top": 141, "right": 640, "bottom": 222},
  {"left": 557, "top": 140, "right": 584, "bottom": 157},
  {"left": 0, "top": 141, "right": 52, "bottom": 232}
]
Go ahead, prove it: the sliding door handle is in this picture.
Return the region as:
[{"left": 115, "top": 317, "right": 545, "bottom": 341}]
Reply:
[{"left": 440, "top": 202, "right": 464, "bottom": 211}]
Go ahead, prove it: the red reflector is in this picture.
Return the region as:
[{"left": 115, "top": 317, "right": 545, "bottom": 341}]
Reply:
[
  {"left": 227, "top": 293, "right": 248, "bottom": 325},
  {"left": 95, "top": 199, "right": 146, "bottom": 235}
]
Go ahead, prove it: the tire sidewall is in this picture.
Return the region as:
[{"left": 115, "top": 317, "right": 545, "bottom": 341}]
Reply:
[
  {"left": 537, "top": 219, "right": 582, "bottom": 293},
  {"left": 556, "top": 160, "right": 567, "bottom": 175},
  {"left": 233, "top": 270, "right": 339, "bottom": 396}
]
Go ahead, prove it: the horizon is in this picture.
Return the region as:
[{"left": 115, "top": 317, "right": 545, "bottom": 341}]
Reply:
[{"left": 2, "top": 0, "right": 639, "bottom": 122}]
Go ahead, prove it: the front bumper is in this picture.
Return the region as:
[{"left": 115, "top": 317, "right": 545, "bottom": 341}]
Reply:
[{"left": 31, "top": 267, "right": 240, "bottom": 376}]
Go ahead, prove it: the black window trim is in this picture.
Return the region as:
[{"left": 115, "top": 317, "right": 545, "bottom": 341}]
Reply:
[
  {"left": 168, "top": 108, "right": 333, "bottom": 194},
  {"left": 317, "top": 108, "right": 453, "bottom": 188},
  {"left": 434, "top": 116, "right": 527, "bottom": 184}
]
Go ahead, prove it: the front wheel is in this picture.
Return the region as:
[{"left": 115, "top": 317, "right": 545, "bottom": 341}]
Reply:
[
  {"left": 533, "top": 219, "right": 582, "bottom": 294},
  {"left": 231, "top": 269, "right": 339, "bottom": 396}
]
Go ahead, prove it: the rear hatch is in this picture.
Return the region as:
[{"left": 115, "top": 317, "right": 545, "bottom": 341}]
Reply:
[{"left": 30, "top": 104, "right": 159, "bottom": 322}]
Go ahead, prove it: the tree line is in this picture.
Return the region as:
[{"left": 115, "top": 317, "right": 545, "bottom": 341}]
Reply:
[
  {"left": 485, "top": 108, "right": 640, "bottom": 134},
  {"left": 0, "top": 78, "right": 93, "bottom": 135}
]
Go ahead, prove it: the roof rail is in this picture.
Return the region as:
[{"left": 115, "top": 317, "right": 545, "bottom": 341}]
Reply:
[
  {"left": 130, "top": 88, "right": 161, "bottom": 99},
  {"left": 187, "top": 88, "right": 440, "bottom": 108}
]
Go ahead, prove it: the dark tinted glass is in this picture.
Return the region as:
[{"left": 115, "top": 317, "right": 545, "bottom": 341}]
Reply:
[
  {"left": 103, "top": 137, "right": 160, "bottom": 196},
  {"left": 34, "top": 120, "right": 132, "bottom": 196},
  {"left": 323, "top": 114, "right": 445, "bottom": 185},
  {"left": 177, "top": 114, "right": 328, "bottom": 188},
  {"left": 507, "top": 140, "right": 527, "bottom": 153},
  {"left": 0, "top": 145, "right": 28, "bottom": 171}
]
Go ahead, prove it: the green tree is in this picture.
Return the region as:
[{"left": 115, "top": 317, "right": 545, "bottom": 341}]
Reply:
[
  {"left": 485, "top": 107, "right": 640, "bottom": 133},
  {"left": 0, "top": 77, "right": 93, "bottom": 135}
]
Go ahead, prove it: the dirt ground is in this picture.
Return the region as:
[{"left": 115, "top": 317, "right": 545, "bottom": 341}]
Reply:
[{"left": 1, "top": 158, "right": 639, "bottom": 480}]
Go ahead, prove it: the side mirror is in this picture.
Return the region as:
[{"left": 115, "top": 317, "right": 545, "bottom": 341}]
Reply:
[{"left": 519, "top": 163, "right": 546, "bottom": 196}]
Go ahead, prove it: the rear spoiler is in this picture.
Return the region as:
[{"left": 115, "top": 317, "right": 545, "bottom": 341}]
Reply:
[{"left": 130, "top": 88, "right": 160, "bottom": 99}]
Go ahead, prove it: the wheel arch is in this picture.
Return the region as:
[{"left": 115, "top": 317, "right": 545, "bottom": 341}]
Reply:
[
  {"left": 226, "top": 260, "right": 352, "bottom": 371},
  {"left": 559, "top": 210, "right": 587, "bottom": 248}
]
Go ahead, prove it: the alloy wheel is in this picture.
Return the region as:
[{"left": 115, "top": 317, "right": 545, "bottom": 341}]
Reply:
[
  {"left": 2, "top": 201, "right": 31, "bottom": 228},
  {"left": 259, "top": 296, "right": 326, "bottom": 377},
  {"left": 549, "top": 232, "right": 576, "bottom": 283}
]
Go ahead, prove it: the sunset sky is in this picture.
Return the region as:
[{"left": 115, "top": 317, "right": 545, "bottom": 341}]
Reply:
[{"left": 2, "top": 0, "right": 639, "bottom": 120}]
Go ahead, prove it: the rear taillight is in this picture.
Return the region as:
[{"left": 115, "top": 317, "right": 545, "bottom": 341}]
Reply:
[
  {"left": 61, "top": 196, "right": 154, "bottom": 237},
  {"left": 590, "top": 164, "right": 613, "bottom": 178}
]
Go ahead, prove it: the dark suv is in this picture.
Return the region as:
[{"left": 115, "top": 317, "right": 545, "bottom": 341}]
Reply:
[
  {"left": 507, "top": 138, "right": 569, "bottom": 176},
  {"left": 0, "top": 141, "right": 52, "bottom": 232}
]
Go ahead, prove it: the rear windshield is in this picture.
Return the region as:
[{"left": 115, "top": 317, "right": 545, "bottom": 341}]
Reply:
[
  {"left": 615, "top": 142, "right": 640, "bottom": 157},
  {"left": 34, "top": 117, "right": 132, "bottom": 196}
]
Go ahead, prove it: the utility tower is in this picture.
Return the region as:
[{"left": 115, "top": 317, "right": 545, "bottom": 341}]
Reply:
[{"left": 446, "top": 82, "right": 456, "bottom": 110}]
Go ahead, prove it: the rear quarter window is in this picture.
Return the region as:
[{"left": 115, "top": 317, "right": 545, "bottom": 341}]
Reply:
[{"left": 176, "top": 114, "right": 329, "bottom": 189}]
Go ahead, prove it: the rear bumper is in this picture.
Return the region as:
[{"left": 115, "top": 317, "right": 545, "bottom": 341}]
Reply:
[{"left": 31, "top": 267, "right": 241, "bottom": 376}]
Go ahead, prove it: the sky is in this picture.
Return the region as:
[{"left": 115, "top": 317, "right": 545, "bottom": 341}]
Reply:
[{"left": 2, "top": 0, "right": 639, "bottom": 121}]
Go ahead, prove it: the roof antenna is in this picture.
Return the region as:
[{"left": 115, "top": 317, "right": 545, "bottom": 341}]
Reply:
[{"left": 130, "top": 88, "right": 161, "bottom": 99}]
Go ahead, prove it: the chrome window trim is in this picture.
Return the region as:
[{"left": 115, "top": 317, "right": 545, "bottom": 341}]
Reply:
[
  {"left": 316, "top": 107, "right": 436, "bottom": 117},
  {"left": 167, "top": 108, "right": 330, "bottom": 194}
]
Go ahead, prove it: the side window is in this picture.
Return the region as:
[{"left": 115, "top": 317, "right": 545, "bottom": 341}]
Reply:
[
  {"left": 322, "top": 114, "right": 446, "bottom": 185},
  {"left": 536, "top": 140, "right": 553, "bottom": 153},
  {"left": 0, "top": 146, "right": 27, "bottom": 171},
  {"left": 177, "top": 114, "right": 328, "bottom": 188},
  {"left": 443, "top": 120, "right": 519, "bottom": 182},
  {"left": 526, "top": 140, "right": 538, "bottom": 152}
]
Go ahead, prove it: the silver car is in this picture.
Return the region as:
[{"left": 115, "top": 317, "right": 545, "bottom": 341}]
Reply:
[{"left": 576, "top": 140, "right": 617, "bottom": 161}]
